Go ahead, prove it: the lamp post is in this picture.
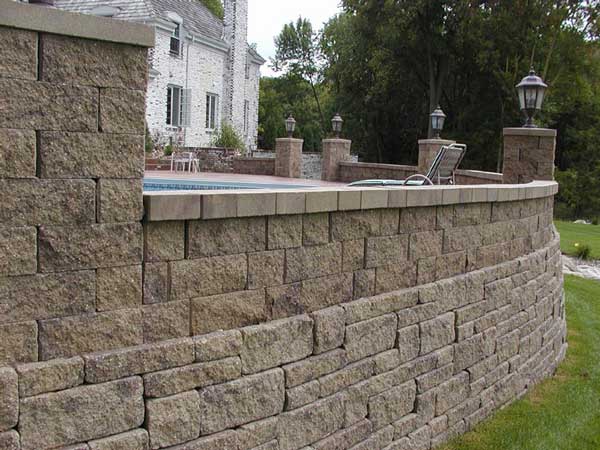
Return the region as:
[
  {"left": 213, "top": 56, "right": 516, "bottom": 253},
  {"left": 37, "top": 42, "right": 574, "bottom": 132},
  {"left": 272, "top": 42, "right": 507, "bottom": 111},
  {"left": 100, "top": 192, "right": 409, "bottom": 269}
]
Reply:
[
  {"left": 516, "top": 68, "right": 548, "bottom": 128},
  {"left": 285, "top": 114, "right": 296, "bottom": 138},
  {"left": 430, "top": 106, "right": 446, "bottom": 139},
  {"left": 331, "top": 113, "right": 343, "bottom": 138}
]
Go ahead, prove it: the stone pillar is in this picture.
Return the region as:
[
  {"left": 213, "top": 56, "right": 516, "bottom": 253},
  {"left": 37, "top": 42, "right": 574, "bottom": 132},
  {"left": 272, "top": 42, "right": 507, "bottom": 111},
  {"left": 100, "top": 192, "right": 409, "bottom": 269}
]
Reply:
[
  {"left": 417, "top": 139, "right": 456, "bottom": 174},
  {"left": 321, "top": 138, "right": 351, "bottom": 181},
  {"left": 275, "top": 138, "right": 303, "bottom": 178},
  {"left": 503, "top": 128, "right": 557, "bottom": 184}
]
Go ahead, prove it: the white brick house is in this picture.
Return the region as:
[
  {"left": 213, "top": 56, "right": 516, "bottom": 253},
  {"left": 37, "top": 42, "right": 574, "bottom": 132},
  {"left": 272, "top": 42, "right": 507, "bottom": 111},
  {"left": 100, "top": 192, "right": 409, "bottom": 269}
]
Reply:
[{"left": 54, "top": 0, "right": 265, "bottom": 149}]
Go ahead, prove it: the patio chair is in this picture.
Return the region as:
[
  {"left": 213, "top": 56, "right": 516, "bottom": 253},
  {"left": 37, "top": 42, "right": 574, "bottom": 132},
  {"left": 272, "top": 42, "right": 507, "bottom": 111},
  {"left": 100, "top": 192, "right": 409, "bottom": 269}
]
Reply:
[
  {"left": 170, "top": 151, "right": 200, "bottom": 173},
  {"left": 348, "top": 143, "right": 466, "bottom": 187}
]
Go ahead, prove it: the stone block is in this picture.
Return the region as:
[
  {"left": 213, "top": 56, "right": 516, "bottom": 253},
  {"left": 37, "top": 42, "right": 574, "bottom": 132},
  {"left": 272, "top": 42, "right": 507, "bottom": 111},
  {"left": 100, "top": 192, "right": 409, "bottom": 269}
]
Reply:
[
  {"left": 400, "top": 207, "right": 436, "bottom": 233},
  {"left": 236, "top": 417, "right": 278, "bottom": 450},
  {"left": 38, "top": 223, "right": 142, "bottom": 272},
  {"left": 369, "top": 380, "right": 417, "bottom": 429},
  {"left": 84, "top": 337, "right": 194, "bottom": 383},
  {"left": 454, "top": 333, "right": 485, "bottom": 372},
  {"left": 0, "top": 179, "right": 95, "bottom": 226},
  {"left": 319, "top": 358, "right": 374, "bottom": 398},
  {"left": 278, "top": 394, "right": 345, "bottom": 450},
  {"left": 16, "top": 357, "right": 84, "bottom": 397},
  {"left": 306, "top": 191, "right": 337, "bottom": 213},
  {"left": 365, "top": 235, "right": 408, "bottom": 269},
  {"left": 99, "top": 88, "right": 145, "bottom": 134},
  {"left": 416, "top": 364, "right": 453, "bottom": 393},
  {"left": 268, "top": 215, "right": 302, "bottom": 249},
  {"left": 144, "top": 221, "right": 185, "bottom": 263},
  {"left": 444, "top": 225, "right": 483, "bottom": 253},
  {"left": 373, "top": 349, "right": 401, "bottom": 374},
  {"left": 0, "top": 430, "right": 20, "bottom": 450},
  {"left": 338, "top": 190, "right": 362, "bottom": 211},
  {"left": 146, "top": 390, "right": 200, "bottom": 449},
  {"left": 285, "top": 243, "right": 342, "bottom": 283},
  {"left": 0, "top": 367, "right": 18, "bottom": 432},
  {"left": 267, "top": 283, "right": 303, "bottom": 319},
  {"left": 0, "top": 79, "right": 98, "bottom": 132},
  {"left": 39, "top": 132, "right": 144, "bottom": 178},
  {"left": 0, "top": 226, "right": 36, "bottom": 276},
  {"left": 312, "top": 306, "right": 346, "bottom": 354},
  {"left": 375, "top": 262, "right": 417, "bottom": 294},
  {"left": 331, "top": 210, "right": 380, "bottom": 241},
  {"left": 201, "top": 192, "right": 237, "bottom": 219},
  {"left": 19, "top": 377, "right": 144, "bottom": 450},
  {"left": 96, "top": 265, "right": 142, "bottom": 312},
  {"left": 38, "top": 309, "right": 142, "bottom": 360},
  {"left": 435, "top": 372, "right": 470, "bottom": 415},
  {"left": 303, "top": 213, "right": 329, "bottom": 246},
  {"left": 311, "top": 418, "right": 372, "bottom": 450},
  {"left": 0, "top": 321, "right": 38, "bottom": 365},
  {"left": 144, "top": 357, "right": 241, "bottom": 398},
  {"left": 169, "top": 254, "right": 247, "bottom": 300},
  {"left": 353, "top": 269, "right": 375, "bottom": 299},
  {"left": 380, "top": 209, "right": 400, "bottom": 235},
  {"left": 397, "top": 325, "right": 420, "bottom": 364},
  {"left": 248, "top": 250, "right": 284, "bottom": 288},
  {"left": 347, "top": 426, "right": 394, "bottom": 450},
  {"left": 169, "top": 431, "right": 238, "bottom": 449},
  {"left": 342, "top": 239, "right": 365, "bottom": 272},
  {"left": 420, "top": 313, "right": 455, "bottom": 355},
  {"left": 97, "top": 179, "right": 143, "bottom": 223},
  {"left": 188, "top": 217, "right": 266, "bottom": 258},
  {"left": 198, "top": 369, "right": 284, "bottom": 434},
  {"left": 143, "top": 300, "right": 190, "bottom": 343},
  {"left": 297, "top": 273, "right": 353, "bottom": 313},
  {"left": 409, "top": 230, "right": 443, "bottom": 260},
  {"left": 191, "top": 290, "right": 267, "bottom": 335},
  {"left": 0, "top": 27, "right": 37, "bottom": 79},
  {"left": 143, "top": 262, "right": 169, "bottom": 304},
  {"left": 283, "top": 349, "right": 346, "bottom": 388},
  {"left": 286, "top": 380, "right": 321, "bottom": 410},
  {"left": 0, "top": 128, "right": 36, "bottom": 178},
  {"left": 343, "top": 289, "right": 418, "bottom": 324},
  {"left": 344, "top": 313, "right": 397, "bottom": 362},
  {"left": 436, "top": 252, "right": 467, "bottom": 280},
  {"left": 276, "top": 192, "right": 306, "bottom": 215},
  {"left": 194, "top": 330, "right": 242, "bottom": 362},
  {"left": 88, "top": 429, "right": 149, "bottom": 450},
  {"left": 241, "top": 315, "right": 313, "bottom": 374}
]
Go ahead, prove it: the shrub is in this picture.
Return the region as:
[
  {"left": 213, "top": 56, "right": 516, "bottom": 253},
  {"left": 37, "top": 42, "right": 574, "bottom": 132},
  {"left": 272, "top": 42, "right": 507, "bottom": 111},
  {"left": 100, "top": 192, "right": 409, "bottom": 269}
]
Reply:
[
  {"left": 145, "top": 124, "right": 154, "bottom": 154},
  {"left": 211, "top": 123, "right": 246, "bottom": 151},
  {"left": 592, "top": 218, "right": 599, "bottom": 226},
  {"left": 164, "top": 144, "right": 173, "bottom": 156},
  {"left": 574, "top": 242, "right": 592, "bottom": 260}
]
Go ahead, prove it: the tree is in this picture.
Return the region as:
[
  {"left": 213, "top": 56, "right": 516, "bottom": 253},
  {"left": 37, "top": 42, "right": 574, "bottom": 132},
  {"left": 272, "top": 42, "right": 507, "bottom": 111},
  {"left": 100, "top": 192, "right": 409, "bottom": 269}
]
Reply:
[{"left": 199, "top": 0, "right": 223, "bottom": 19}]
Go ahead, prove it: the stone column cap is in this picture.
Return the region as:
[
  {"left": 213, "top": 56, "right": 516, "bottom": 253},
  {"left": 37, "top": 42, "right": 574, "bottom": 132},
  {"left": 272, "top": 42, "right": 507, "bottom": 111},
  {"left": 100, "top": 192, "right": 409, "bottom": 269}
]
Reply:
[
  {"left": 503, "top": 128, "right": 557, "bottom": 137},
  {"left": 417, "top": 138, "right": 456, "bottom": 145},
  {"left": 322, "top": 138, "right": 352, "bottom": 144},
  {"left": 275, "top": 138, "right": 304, "bottom": 143}
]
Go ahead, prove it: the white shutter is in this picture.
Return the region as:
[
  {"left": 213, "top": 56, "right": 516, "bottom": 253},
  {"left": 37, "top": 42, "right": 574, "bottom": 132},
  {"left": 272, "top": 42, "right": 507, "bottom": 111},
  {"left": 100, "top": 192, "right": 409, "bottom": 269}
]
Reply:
[{"left": 181, "top": 89, "right": 192, "bottom": 128}]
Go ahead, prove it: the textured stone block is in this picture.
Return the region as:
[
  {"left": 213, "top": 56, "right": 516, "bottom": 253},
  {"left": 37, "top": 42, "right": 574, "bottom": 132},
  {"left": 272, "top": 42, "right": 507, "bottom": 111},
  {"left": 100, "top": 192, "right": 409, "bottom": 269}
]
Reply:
[
  {"left": 97, "top": 265, "right": 142, "bottom": 312},
  {"left": 365, "top": 235, "right": 408, "bottom": 269},
  {"left": 144, "top": 357, "right": 241, "bottom": 398},
  {"left": 312, "top": 306, "right": 345, "bottom": 354},
  {"left": 353, "top": 269, "right": 375, "bottom": 299},
  {"left": 198, "top": 369, "right": 284, "bottom": 434},
  {"left": 0, "top": 430, "right": 20, "bottom": 450},
  {"left": 397, "top": 325, "right": 420, "bottom": 364},
  {"left": 41, "top": 34, "right": 147, "bottom": 90},
  {"left": 39, "top": 132, "right": 144, "bottom": 178},
  {"left": 241, "top": 315, "right": 313, "bottom": 374},
  {"left": 369, "top": 381, "right": 417, "bottom": 429},
  {"left": 194, "top": 330, "right": 242, "bottom": 362},
  {"left": 435, "top": 372, "right": 470, "bottom": 415},
  {"left": 0, "top": 27, "right": 37, "bottom": 79},
  {"left": 84, "top": 337, "right": 194, "bottom": 383},
  {"left": 285, "top": 380, "right": 320, "bottom": 410},
  {"left": 285, "top": 243, "right": 342, "bottom": 283},
  {"left": 0, "top": 79, "right": 98, "bottom": 132},
  {"left": 38, "top": 309, "right": 142, "bottom": 360},
  {"left": 248, "top": 250, "right": 284, "bottom": 288},
  {"left": 342, "top": 239, "right": 365, "bottom": 272},
  {"left": 169, "top": 254, "right": 247, "bottom": 300},
  {"left": 143, "top": 262, "right": 169, "bottom": 304},
  {"left": 0, "top": 226, "right": 36, "bottom": 276},
  {"left": 283, "top": 349, "right": 346, "bottom": 388},
  {"left": 0, "top": 128, "right": 36, "bottom": 178},
  {"left": 375, "top": 262, "right": 417, "bottom": 294},
  {"left": 146, "top": 390, "right": 200, "bottom": 449},
  {"left": 319, "top": 358, "right": 374, "bottom": 399},
  {"left": 312, "top": 419, "right": 372, "bottom": 450},
  {"left": 400, "top": 207, "right": 436, "bottom": 233},
  {"left": 267, "top": 283, "right": 303, "bottom": 319},
  {"left": 19, "top": 377, "right": 144, "bottom": 450},
  {"left": 306, "top": 190, "right": 337, "bottom": 213},
  {"left": 409, "top": 230, "right": 443, "bottom": 260},
  {"left": 268, "top": 215, "right": 302, "bottom": 249},
  {"left": 144, "top": 221, "right": 185, "bottom": 262},
  {"left": 278, "top": 394, "right": 345, "bottom": 450},
  {"left": 303, "top": 213, "right": 329, "bottom": 246},
  {"left": 188, "top": 217, "right": 266, "bottom": 258},
  {"left": 191, "top": 290, "right": 267, "bottom": 335},
  {"left": 343, "top": 289, "right": 418, "bottom": 324},
  {"left": 38, "top": 223, "right": 142, "bottom": 272},
  {"left": 0, "top": 321, "right": 37, "bottom": 365},
  {"left": 344, "top": 313, "right": 397, "bottom": 362},
  {"left": 0, "top": 367, "right": 18, "bottom": 432},
  {"left": 16, "top": 357, "right": 84, "bottom": 397},
  {"left": 143, "top": 300, "right": 190, "bottom": 343},
  {"left": 0, "top": 179, "right": 95, "bottom": 226},
  {"left": 237, "top": 192, "right": 276, "bottom": 217},
  {"left": 100, "top": 88, "right": 145, "bottom": 134},
  {"left": 420, "top": 312, "right": 455, "bottom": 355},
  {"left": 235, "top": 417, "right": 278, "bottom": 450},
  {"left": 174, "top": 431, "right": 238, "bottom": 449},
  {"left": 98, "top": 179, "right": 143, "bottom": 223},
  {"left": 88, "top": 429, "right": 149, "bottom": 450},
  {"left": 297, "top": 273, "right": 353, "bottom": 314},
  {"left": 331, "top": 210, "right": 380, "bottom": 241}
]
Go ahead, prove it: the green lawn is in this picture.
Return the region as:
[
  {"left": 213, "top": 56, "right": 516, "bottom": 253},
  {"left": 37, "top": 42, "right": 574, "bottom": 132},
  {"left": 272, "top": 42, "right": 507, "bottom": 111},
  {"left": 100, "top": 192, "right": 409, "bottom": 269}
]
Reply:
[
  {"left": 555, "top": 220, "right": 600, "bottom": 259},
  {"left": 440, "top": 275, "right": 600, "bottom": 450}
]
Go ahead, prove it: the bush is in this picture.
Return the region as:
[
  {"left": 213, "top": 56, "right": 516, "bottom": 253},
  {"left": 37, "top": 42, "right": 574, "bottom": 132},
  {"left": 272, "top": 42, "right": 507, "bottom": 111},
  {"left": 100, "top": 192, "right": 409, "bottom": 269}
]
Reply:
[
  {"left": 211, "top": 123, "right": 246, "bottom": 151},
  {"left": 592, "top": 218, "right": 599, "bottom": 226},
  {"left": 145, "top": 125, "right": 154, "bottom": 154},
  {"left": 574, "top": 243, "right": 592, "bottom": 260},
  {"left": 164, "top": 144, "right": 173, "bottom": 156}
]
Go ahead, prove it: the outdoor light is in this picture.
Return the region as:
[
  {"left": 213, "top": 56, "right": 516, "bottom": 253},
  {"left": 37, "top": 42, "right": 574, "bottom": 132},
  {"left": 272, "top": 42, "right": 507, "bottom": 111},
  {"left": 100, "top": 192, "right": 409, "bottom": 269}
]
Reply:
[
  {"left": 331, "top": 113, "right": 343, "bottom": 138},
  {"left": 516, "top": 68, "right": 548, "bottom": 128},
  {"left": 285, "top": 114, "right": 296, "bottom": 138},
  {"left": 430, "top": 106, "right": 446, "bottom": 139}
]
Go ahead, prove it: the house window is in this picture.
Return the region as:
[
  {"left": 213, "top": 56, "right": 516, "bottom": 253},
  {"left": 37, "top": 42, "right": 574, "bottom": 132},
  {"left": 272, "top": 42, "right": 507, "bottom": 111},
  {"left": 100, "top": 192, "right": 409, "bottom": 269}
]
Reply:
[
  {"left": 245, "top": 57, "right": 251, "bottom": 79},
  {"left": 206, "top": 93, "right": 218, "bottom": 130},
  {"left": 243, "top": 100, "right": 250, "bottom": 135},
  {"left": 170, "top": 24, "right": 181, "bottom": 56},
  {"left": 167, "top": 85, "right": 191, "bottom": 127}
]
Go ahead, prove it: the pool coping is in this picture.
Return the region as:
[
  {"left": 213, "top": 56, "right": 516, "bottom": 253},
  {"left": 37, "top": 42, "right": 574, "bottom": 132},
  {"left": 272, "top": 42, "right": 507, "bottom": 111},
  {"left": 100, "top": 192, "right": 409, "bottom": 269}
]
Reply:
[{"left": 143, "top": 180, "right": 559, "bottom": 221}]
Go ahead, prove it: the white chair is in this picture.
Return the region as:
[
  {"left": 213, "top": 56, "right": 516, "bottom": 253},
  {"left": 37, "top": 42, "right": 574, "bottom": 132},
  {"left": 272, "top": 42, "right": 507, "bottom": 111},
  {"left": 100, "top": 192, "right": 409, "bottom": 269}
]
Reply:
[{"left": 171, "top": 152, "right": 200, "bottom": 173}]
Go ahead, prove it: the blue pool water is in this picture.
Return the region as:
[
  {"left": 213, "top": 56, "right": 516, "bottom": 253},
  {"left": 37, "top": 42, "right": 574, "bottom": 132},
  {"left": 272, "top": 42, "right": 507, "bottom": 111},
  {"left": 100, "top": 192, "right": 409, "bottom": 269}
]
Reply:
[{"left": 144, "top": 178, "right": 316, "bottom": 192}]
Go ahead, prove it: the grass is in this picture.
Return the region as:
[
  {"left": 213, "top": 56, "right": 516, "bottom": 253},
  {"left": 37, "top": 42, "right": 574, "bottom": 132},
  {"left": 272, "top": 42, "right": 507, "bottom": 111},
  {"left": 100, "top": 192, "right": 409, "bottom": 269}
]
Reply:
[
  {"left": 439, "top": 275, "right": 600, "bottom": 450},
  {"left": 555, "top": 220, "right": 600, "bottom": 260}
]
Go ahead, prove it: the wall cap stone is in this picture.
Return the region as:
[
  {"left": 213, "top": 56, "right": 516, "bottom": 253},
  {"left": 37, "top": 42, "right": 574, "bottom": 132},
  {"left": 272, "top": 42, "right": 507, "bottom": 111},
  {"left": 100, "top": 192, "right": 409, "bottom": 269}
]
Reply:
[
  {"left": 417, "top": 138, "right": 456, "bottom": 144},
  {"left": 503, "top": 127, "right": 557, "bottom": 137},
  {"left": 0, "top": 0, "right": 155, "bottom": 47}
]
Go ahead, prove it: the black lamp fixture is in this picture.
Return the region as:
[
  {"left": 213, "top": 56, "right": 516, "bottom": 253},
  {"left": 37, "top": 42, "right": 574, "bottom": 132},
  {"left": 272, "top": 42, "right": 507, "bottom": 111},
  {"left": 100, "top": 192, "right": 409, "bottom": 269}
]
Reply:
[
  {"left": 285, "top": 114, "right": 296, "bottom": 138},
  {"left": 430, "top": 106, "right": 446, "bottom": 139},
  {"left": 516, "top": 68, "right": 548, "bottom": 128},
  {"left": 331, "top": 113, "right": 343, "bottom": 138}
]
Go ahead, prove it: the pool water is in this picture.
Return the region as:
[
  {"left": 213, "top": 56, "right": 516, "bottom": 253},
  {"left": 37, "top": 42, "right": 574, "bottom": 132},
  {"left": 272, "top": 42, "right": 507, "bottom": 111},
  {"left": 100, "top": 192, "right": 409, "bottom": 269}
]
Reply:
[{"left": 143, "top": 178, "right": 316, "bottom": 192}]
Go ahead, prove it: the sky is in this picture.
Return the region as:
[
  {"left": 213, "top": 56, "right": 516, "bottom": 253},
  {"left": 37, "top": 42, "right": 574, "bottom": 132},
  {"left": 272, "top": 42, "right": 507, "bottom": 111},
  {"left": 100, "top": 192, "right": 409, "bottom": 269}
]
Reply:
[{"left": 247, "top": 0, "right": 342, "bottom": 77}]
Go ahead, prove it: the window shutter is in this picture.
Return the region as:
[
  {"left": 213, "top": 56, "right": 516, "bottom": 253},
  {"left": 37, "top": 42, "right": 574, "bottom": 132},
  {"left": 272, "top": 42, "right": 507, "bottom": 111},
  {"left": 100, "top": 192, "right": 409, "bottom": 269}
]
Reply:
[{"left": 181, "top": 89, "right": 192, "bottom": 128}]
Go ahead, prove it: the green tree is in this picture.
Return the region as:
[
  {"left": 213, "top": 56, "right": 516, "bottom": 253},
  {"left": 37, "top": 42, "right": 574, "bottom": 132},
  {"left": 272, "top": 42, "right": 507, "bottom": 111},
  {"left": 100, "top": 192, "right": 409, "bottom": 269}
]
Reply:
[{"left": 199, "top": 0, "right": 223, "bottom": 19}]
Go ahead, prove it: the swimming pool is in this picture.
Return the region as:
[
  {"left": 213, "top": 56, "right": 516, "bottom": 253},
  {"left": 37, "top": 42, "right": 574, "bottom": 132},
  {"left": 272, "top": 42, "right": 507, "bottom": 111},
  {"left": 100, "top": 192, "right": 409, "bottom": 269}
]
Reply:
[{"left": 143, "top": 178, "right": 317, "bottom": 191}]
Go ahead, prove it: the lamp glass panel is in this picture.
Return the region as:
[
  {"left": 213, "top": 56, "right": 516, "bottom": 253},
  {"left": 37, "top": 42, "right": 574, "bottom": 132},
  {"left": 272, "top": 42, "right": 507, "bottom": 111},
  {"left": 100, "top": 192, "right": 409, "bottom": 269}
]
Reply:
[
  {"left": 525, "top": 87, "right": 537, "bottom": 109},
  {"left": 535, "top": 87, "right": 545, "bottom": 109}
]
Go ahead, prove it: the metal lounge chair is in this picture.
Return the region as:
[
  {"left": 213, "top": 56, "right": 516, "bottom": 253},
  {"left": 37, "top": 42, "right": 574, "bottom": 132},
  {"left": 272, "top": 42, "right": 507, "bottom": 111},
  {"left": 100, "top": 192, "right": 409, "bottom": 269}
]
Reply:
[{"left": 348, "top": 143, "right": 467, "bottom": 187}]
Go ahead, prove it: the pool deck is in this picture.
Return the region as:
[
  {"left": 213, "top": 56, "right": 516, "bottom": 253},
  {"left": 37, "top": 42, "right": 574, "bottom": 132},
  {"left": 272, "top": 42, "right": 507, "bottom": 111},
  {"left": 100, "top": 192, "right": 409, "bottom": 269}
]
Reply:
[{"left": 144, "top": 170, "right": 347, "bottom": 187}]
